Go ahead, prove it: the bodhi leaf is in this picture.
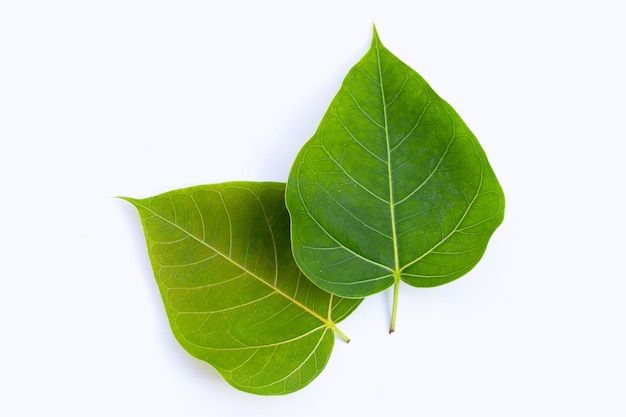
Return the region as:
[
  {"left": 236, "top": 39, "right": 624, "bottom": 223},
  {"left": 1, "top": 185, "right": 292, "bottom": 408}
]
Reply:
[
  {"left": 122, "top": 182, "right": 360, "bottom": 395},
  {"left": 285, "top": 28, "right": 505, "bottom": 332}
]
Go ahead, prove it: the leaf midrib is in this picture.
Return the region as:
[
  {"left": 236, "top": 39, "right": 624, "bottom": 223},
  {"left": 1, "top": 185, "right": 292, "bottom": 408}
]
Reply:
[
  {"left": 374, "top": 33, "right": 401, "bottom": 278},
  {"left": 373, "top": 36, "right": 486, "bottom": 278}
]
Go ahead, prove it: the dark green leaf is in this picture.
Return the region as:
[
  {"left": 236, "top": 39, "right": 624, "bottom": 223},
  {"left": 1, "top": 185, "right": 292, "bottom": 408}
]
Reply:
[
  {"left": 122, "top": 182, "right": 360, "bottom": 395},
  {"left": 285, "top": 28, "right": 504, "bottom": 331}
]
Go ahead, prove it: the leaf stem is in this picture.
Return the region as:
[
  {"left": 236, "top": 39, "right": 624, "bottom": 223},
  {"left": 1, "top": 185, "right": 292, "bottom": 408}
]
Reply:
[
  {"left": 329, "top": 322, "right": 351, "bottom": 343},
  {"left": 390, "top": 273, "right": 401, "bottom": 333}
]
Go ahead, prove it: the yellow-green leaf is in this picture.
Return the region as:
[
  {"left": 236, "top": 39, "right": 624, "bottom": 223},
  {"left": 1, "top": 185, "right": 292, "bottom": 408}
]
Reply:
[{"left": 123, "top": 182, "right": 360, "bottom": 395}]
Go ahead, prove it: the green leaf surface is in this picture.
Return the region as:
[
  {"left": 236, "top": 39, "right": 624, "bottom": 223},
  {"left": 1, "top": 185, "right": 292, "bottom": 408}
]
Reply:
[
  {"left": 123, "top": 182, "right": 361, "bottom": 395},
  {"left": 285, "top": 28, "right": 504, "bottom": 331}
]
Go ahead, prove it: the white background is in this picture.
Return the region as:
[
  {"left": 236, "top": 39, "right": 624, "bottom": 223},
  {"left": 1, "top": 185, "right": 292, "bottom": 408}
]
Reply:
[{"left": 1, "top": 1, "right": 624, "bottom": 415}]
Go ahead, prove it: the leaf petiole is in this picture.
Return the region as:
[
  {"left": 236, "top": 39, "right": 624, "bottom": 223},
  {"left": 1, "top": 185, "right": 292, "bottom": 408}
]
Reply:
[
  {"left": 389, "top": 273, "right": 401, "bottom": 333},
  {"left": 328, "top": 322, "right": 351, "bottom": 343}
]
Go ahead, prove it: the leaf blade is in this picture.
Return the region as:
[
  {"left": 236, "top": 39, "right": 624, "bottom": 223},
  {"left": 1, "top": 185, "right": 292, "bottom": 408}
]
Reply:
[
  {"left": 286, "top": 29, "right": 504, "bottom": 305},
  {"left": 124, "top": 182, "right": 360, "bottom": 395}
]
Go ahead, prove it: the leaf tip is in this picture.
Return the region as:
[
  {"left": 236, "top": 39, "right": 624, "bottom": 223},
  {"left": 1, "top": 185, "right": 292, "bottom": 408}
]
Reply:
[
  {"left": 116, "top": 195, "right": 140, "bottom": 208},
  {"left": 371, "top": 24, "right": 380, "bottom": 44},
  {"left": 116, "top": 195, "right": 132, "bottom": 203}
]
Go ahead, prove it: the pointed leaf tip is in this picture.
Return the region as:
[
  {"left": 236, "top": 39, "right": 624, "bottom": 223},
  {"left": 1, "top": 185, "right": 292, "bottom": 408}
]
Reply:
[
  {"left": 117, "top": 196, "right": 138, "bottom": 206},
  {"left": 371, "top": 24, "right": 380, "bottom": 44}
]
